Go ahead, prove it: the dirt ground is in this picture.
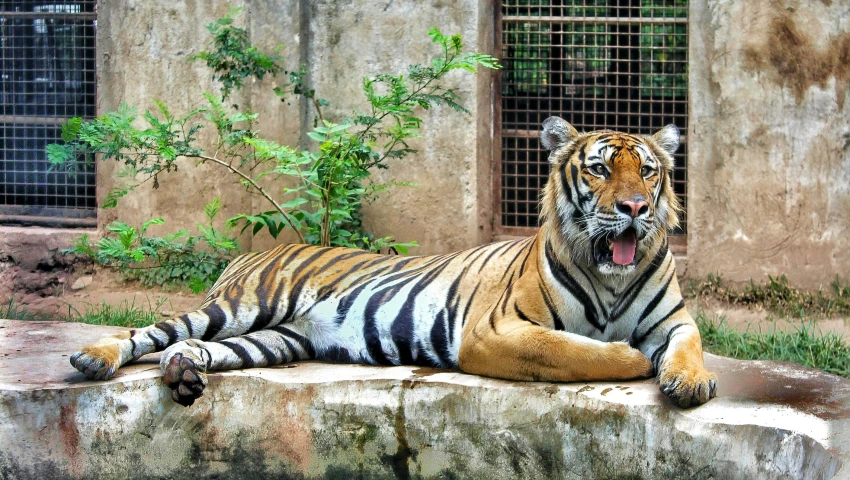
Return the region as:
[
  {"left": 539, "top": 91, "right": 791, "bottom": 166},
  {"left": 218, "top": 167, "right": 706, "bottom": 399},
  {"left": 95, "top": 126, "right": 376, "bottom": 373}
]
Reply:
[{"left": 20, "top": 269, "right": 205, "bottom": 320}]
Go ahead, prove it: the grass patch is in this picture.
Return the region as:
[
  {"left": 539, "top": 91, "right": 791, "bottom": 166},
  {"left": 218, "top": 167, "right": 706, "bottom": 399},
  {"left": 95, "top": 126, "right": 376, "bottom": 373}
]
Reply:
[
  {"left": 696, "top": 311, "right": 850, "bottom": 378},
  {"left": 688, "top": 274, "right": 850, "bottom": 319},
  {"left": 2, "top": 296, "right": 167, "bottom": 328},
  {"left": 67, "top": 297, "right": 169, "bottom": 328},
  {"left": 1, "top": 298, "right": 38, "bottom": 321}
]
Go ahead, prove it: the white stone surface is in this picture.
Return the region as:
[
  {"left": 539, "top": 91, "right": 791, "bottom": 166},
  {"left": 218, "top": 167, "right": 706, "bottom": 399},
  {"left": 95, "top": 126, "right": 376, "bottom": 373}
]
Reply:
[{"left": 1, "top": 320, "right": 848, "bottom": 479}]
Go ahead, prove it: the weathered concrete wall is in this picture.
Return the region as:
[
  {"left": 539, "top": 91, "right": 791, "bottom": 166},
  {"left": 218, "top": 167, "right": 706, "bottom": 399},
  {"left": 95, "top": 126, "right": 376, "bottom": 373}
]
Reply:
[
  {"left": 96, "top": 0, "right": 495, "bottom": 254},
  {"left": 2, "top": 320, "right": 850, "bottom": 479},
  {"left": 96, "top": 0, "right": 254, "bottom": 245},
  {"left": 688, "top": 0, "right": 850, "bottom": 288}
]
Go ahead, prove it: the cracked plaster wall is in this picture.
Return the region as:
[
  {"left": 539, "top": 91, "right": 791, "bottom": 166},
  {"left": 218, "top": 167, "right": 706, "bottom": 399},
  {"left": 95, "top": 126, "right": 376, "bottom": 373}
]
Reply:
[{"left": 688, "top": 0, "right": 850, "bottom": 288}]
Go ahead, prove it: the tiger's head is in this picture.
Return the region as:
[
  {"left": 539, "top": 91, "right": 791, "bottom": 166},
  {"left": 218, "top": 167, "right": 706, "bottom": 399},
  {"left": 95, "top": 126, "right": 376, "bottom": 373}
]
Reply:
[{"left": 539, "top": 117, "right": 682, "bottom": 275}]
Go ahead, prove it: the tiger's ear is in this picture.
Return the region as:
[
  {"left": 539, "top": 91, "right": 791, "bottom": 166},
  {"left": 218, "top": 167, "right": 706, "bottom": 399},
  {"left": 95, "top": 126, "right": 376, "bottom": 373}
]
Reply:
[
  {"left": 540, "top": 116, "right": 578, "bottom": 151},
  {"left": 652, "top": 124, "right": 680, "bottom": 156}
]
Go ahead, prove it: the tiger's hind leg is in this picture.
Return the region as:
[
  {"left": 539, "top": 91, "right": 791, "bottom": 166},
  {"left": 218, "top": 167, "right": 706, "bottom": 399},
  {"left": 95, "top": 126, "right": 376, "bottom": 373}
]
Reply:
[
  {"left": 160, "top": 325, "right": 316, "bottom": 406},
  {"left": 70, "top": 299, "right": 271, "bottom": 380}
]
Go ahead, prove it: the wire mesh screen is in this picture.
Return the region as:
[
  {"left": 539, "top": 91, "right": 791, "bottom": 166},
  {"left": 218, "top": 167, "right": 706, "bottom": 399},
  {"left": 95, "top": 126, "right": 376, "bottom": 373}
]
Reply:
[
  {"left": 499, "top": 0, "right": 688, "bottom": 236},
  {"left": 0, "top": 1, "right": 97, "bottom": 221}
]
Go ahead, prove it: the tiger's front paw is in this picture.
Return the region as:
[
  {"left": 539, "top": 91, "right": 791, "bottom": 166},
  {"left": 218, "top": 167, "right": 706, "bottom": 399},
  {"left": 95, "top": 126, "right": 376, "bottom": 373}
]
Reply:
[
  {"left": 658, "top": 364, "right": 718, "bottom": 408},
  {"left": 70, "top": 345, "right": 121, "bottom": 380},
  {"left": 162, "top": 350, "right": 208, "bottom": 407}
]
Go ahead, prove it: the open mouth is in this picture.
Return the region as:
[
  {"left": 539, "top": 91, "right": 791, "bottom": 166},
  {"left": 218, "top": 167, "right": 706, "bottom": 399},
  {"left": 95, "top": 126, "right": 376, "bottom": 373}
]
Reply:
[{"left": 593, "top": 227, "right": 637, "bottom": 266}]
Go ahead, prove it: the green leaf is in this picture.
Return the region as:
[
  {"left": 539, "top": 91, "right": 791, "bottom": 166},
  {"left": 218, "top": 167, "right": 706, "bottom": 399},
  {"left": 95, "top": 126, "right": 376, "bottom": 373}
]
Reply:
[
  {"left": 204, "top": 197, "right": 223, "bottom": 221},
  {"left": 61, "top": 117, "right": 83, "bottom": 142},
  {"left": 141, "top": 217, "right": 166, "bottom": 233},
  {"left": 280, "top": 197, "right": 308, "bottom": 209},
  {"left": 46, "top": 144, "right": 73, "bottom": 165},
  {"left": 189, "top": 277, "right": 208, "bottom": 294},
  {"left": 306, "top": 131, "right": 325, "bottom": 142}
]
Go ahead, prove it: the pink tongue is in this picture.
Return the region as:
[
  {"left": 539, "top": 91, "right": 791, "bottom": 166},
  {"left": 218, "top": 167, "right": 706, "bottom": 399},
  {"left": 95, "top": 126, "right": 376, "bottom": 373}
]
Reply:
[{"left": 612, "top": 231, "right": 637, "bottom": 265}]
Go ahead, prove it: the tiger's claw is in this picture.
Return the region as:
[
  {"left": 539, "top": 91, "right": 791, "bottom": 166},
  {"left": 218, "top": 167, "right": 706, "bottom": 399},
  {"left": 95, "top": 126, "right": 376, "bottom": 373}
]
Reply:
[{"left": 658, "top": 365, "right": 718, "bottom": 408}]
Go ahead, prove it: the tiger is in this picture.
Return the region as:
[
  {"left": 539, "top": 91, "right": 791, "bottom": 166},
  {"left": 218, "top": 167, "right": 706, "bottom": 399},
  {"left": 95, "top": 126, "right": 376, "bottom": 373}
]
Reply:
[{"left": 70, "top": 117, "right": 718, "bottom": 408}]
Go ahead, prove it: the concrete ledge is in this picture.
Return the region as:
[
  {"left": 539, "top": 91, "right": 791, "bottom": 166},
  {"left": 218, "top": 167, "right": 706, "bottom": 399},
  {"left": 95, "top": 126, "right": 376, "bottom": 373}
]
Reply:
[{"left": 1, "top": 320, "right": 849, "bottom": 479}]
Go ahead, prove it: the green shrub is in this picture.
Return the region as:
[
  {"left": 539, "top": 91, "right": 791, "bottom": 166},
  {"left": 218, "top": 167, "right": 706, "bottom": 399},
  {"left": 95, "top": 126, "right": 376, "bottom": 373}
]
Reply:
[{"left": 64, "top": 198, "right": 237, "bottom": 293}]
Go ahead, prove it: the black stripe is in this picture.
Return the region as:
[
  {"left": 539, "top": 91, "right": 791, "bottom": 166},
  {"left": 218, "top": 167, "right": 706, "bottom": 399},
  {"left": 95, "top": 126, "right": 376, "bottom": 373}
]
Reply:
[
  {"left": 149, "top": 330, "right": 167, "bottom": 351},
  {"left": 221, "top": 281, "right": 246, "bottom": 325},
  {"left": 477, "top": 241, "right": 517, "bottom": 273},
  {"left": 200, "top": 303, "right": 228, "bottom": 341},
  {"left": 321, "top": 346, "right": 355, "bottom": 363},
  {"left": 609, "top": 242, "right": 669, "bottom": 321},
  {"left": 560, "top": 162, "right": 572, "bottom": 203},
  {"left": 464, "top": 242, "right": 497, "bottom": 267},
  {"left": 514, "top": 303, "right": 537, "bottom": 325},
  {"left": 574, "top": 262, "right": 605, "bottom": 321},
  {"left": 499, "top": 281, "right": 515, "bottom": 316},
  {"left": 632, "top": 299, "right": 686, "bottom": 346},
  {"left": 517, "top": 241, "right": 533, "bottom": 276},
  {"left": 460, "top": 283, "right": 481, "bottom": 328},
  {"left": 636, "top": 273, "right": 674, "bottom": 326},
  {"left": 336, "top": 259, "right": 395, "bottom": 292},
  {"left": 363, "top": 289, "right": 394, "bottom": 365},
  {"left": 372, "top": 258, "right": 422, "bottom": 288},
  {"left": 280, "top": 248, "right": 339, "bottom": 322},
  {"left": 650, "top": 323, "right": 685, "bottom": 373},
  {"left": 430, "top": 308, "right": 453, "bottom": 368},
  {"left": 545, "top": 242, "right": 605, "bottom": 332},
  {"left": 220, "top": 339, "right": 255, "bottom": 368},
  {"left": 499, "top": 243, "right": 528, "bottom": 281},
  {"left": 539, "top": 283, "right": 566, "bottom": 331},
  {"left": 241, "top": 335, "right": 279, "bottom": 366},
  {"left": 270, "top": 325, "right": 316, "bottom": 359},
  {"left": 155, "top": 321, "right": 179, "bottom": 346},
  {"left": 277, "top": 335, "right": 299, "bottom": 362},
  {"left": 570, "top": 164, "right": 583, "bottom": 209},
  {"left": 388, "top": 256, "right": 457, "bottom": 365},
  {"left": 178, "top": 314, "right": 194, "bottom": 337},
  {"left": 444, "top": 273, "right": 464, "bottom": 348},
  {"left": 248, "top": 254, "right": 290, "bottom": 332},
  {"left": 334, "top": 278, "right": 377, "bottom": 324}
]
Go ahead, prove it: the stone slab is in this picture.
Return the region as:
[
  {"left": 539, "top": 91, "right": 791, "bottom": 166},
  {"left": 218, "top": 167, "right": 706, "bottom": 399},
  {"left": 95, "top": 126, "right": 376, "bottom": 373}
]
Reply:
[{"left": 1, "top": 320, "right": 849, "bottom": 479}]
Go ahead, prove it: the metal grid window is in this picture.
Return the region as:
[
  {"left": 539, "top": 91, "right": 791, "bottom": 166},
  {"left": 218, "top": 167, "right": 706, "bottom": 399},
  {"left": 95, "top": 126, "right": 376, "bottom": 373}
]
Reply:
[
  {"left": 497, "top": 0, "right": 688, "bottom": 246},
  {"left": 0, "top": 1, "right": 97, "bottom": 226}
]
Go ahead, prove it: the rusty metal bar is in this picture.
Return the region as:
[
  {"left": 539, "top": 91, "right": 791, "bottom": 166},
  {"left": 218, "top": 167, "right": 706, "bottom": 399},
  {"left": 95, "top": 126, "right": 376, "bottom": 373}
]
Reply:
[
  {"left": 0, "top": 115, "right": 73, "bottom": 126},
  {"left": 0, "top": 12, "right": 96, "bottom": 20},
  {"left": 503, "top": 15, "right": 687, "bottom": 25}
]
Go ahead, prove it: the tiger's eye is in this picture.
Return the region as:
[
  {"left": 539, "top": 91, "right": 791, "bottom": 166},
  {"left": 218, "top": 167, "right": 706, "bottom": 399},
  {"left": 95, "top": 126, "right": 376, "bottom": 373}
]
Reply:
[
  {"left": 640, "top": 166, "right": 654, "bottom": 178},
  {"left": 591, "top": 164, "right": 607, "bottom": 176}
]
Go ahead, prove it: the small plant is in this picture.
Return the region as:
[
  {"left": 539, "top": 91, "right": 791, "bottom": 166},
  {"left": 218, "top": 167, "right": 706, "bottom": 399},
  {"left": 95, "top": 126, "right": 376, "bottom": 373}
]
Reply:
[
  {"left": 67, "top": 297, "right": 169, "bottom": 328},
  {"left": 1, "top": 298, "right": 37, "bottom": 321},
  {"left": 695, "top": 311, "right": 850, "bottom": 378},
  {"left": 64, "top": 198, "right": 238, "bottom": 293},
  {"left": 48, "top": 8, "right": 499, "bottom": 254},
  {"left": 687, "top": 274, "right": 850, "bottom": 319}
]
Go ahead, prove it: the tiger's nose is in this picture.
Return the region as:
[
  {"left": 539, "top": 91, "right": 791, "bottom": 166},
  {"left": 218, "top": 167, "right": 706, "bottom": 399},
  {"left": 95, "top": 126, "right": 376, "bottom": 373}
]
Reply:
[{"left": 616, "top": 200, "right": 649, "bottom": 218}]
